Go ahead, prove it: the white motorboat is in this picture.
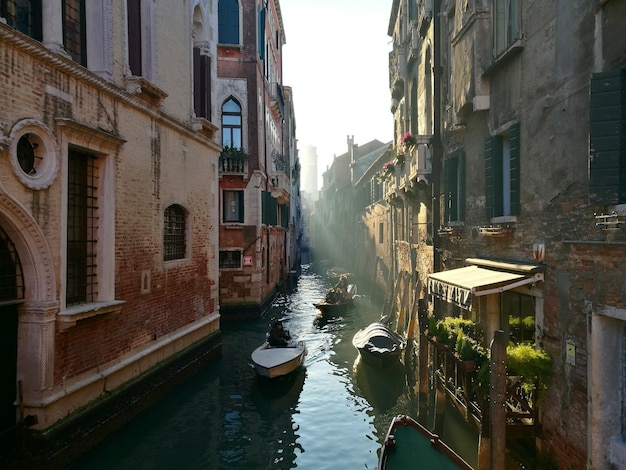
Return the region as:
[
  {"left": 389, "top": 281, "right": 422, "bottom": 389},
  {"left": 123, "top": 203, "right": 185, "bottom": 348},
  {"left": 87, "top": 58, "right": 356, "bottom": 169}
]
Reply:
[{"left": 251, "top": 340, "right": 307, "bottom": 378}]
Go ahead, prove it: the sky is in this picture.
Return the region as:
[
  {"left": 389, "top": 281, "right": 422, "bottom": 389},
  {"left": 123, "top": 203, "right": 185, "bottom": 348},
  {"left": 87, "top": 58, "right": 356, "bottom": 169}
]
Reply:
[{"left": 280, "top": 0, "right": 394, "bottom": 177}]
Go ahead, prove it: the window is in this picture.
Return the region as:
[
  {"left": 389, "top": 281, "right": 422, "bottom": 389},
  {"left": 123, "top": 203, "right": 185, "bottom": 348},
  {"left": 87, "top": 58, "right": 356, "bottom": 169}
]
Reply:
[
  {"left": 493, "top": 0, "right": 519, "bottom": 57},
  {"left": 218, "top": 0, "right": 239, "bottom": 45},
  {"left": 67, "top": 148, "right": 98, "bottom": 305},
  {"left": 1, "top": 0, "right": 42, "bottom": 40},
  {"left": 378, "top": 222, "right": 384, "bottom": 244},
  {"left": 223, "top": 190, "right": 244, "bottom": 223},
  {"left": 485, "top": 123, "right": 520, "bottom": 218},
  {"left": 444, "top": 151, "right": 466, "bottom": 223},
  {"left": 219, "top": 250, "right": 241, "bottom": 269},
  {"left": 193, "top": 47, "right": 211, "bottom": 120},
  {"left": 0, "top": 226, "right": 24, "bottom": 302},
  {"left": 164, "top": 204, "right": 186, "bottom": 261},
  {"left": 127, "top": 0, "right": 142, "bottom": 75},
  {"left": 222, "top": 98, "right": 242, "bottom": 149},
  {"left": 589, "top": 69, "right": 626, "bottom": 205},
  {"left": 62, "top": 0, "right": 86, "bottom": 66},
  {"left": 503, "top": 291, "right": 535, "bottom": 344}
]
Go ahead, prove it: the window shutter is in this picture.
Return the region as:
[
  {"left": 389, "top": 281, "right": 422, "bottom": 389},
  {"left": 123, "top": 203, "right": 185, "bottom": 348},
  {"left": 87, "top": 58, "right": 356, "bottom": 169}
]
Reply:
[
  {"left": 444, "top": 157, "right": 456, "bottom": 222},
  {"left": 485, "top": 137, "right": 494, "bottom": 218},
  {"left": 589, "top": 69, "right": 626, "bottom": 205},
  {"left": 459, "top": 150, "right": 466, "bottom": 221},
  {"left": 127, "top": 0, "right": 142, "bottom": 75},
  {"left": 509, "top": 123, "right": 521, "bottom": 215},
  {"left": 258, "top": 5, "right": 265, "bottom": 60}
]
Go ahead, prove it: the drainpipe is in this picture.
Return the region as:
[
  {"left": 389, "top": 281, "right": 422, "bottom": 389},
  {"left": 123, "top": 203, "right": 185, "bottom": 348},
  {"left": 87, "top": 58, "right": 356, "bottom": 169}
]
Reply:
[{"left": 432, "top": 0, "right": 442, "bottom": 274}]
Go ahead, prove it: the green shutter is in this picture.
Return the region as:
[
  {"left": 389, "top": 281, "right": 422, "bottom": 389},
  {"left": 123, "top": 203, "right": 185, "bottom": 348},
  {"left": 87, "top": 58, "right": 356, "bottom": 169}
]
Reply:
[
  {"left": 258, "top": 6, "right": 265, "bottom": 60},
  {"left": 444, "top": 158, "right": 452, "bottom": 222},
  {"left": 509, "top": 123, "right": 521, "bottom": 215},
  {"left": 485, "top": 138, "right": 494, "bottom": 218},
  {"left": 459, "top": 151, "right": 466, "bottom": 221},
  {"left": 589, "top": 69, "right": 626, "bottom": 204}
]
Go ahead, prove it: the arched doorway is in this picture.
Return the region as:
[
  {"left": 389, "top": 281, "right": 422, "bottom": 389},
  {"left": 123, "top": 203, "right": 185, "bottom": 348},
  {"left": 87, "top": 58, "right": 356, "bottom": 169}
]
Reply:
[{"left": 0, "top": 226, "right": 23, "bottom": 438}]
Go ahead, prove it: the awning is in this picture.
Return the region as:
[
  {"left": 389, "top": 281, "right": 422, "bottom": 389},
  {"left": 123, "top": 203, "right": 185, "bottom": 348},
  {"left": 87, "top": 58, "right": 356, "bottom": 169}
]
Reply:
[{"left": 428, "top": 265, "right": 543, "bottom": 310}]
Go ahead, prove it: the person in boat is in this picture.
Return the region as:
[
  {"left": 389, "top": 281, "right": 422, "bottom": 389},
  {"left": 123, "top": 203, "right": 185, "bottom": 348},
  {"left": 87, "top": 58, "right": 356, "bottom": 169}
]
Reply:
[
  {"left": 325, "top": 274, "right": 349, "bottom": 304},
  {"left": 268, "top": 321, "right": 291, "bottom": 347}
]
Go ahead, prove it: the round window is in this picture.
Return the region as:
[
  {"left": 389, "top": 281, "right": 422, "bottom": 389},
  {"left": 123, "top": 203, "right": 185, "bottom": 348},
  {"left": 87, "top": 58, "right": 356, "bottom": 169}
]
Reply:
[{"left": 9, "top": 121, "right": 58, "bottom": 190}]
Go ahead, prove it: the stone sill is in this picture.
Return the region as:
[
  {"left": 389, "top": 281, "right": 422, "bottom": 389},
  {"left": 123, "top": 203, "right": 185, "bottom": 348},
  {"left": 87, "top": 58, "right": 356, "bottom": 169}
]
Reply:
[{"left": 58, "top": 300, "right": 125, "bottom": 331}]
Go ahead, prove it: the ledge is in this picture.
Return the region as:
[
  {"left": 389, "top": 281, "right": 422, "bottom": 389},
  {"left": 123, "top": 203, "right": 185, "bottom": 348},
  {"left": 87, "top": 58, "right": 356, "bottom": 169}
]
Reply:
[
  {"left": 125, "top": 76, "right": 168, "bottom": 106},
  {"left": 482, "top": 40, "right": 524, "bottom": 77},
  {"left": 57, "top": 300, "right": 125, "bottom": 331}
]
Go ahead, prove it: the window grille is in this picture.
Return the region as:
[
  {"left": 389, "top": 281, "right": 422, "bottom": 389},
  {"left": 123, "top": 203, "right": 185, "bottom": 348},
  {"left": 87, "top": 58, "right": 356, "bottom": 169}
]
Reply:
[
  {"left": 0, "top": 226, "right": 24, "bottom": 303},
  {"left": 67, "top": 149, "right": 98, "bottom": 305},
  {"left": 219, "top": 250, "right": 241, "bottom": 269},
  {"left": 164, "top": 205, "right": 186, "bottom": 261},
  {"left": 62, "top": 0, "right": 86, "bottom": 66}
]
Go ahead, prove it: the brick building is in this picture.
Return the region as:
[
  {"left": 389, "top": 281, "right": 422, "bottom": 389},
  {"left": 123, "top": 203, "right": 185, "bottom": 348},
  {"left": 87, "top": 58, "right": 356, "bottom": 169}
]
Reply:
[
  {"left": 0, "top": 0, "right": 221, "bottom": 460},
  {"left": 216, "top": 0, "right": 300, "bottom": 316},
  {"left": 380, "top": 0, "right": 626, "bottom": 468}
]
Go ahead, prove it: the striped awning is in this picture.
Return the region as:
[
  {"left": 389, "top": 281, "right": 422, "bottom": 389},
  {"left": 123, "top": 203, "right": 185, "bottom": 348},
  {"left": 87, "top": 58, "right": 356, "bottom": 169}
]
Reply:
[{"left": 428, "top": 265, "right": 542, "bottom": 310}]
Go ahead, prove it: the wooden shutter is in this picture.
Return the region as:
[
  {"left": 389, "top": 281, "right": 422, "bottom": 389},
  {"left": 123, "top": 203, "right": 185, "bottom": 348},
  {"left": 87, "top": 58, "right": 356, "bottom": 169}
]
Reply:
[
  {"left": 589, "top": 69, "right": 626, "bottom": 205},
  {"left": 193, "top": 49, "right": 211, "bottom": 119},
  {"left": 127, "top": 0, "right": 142, "bottom": 75},
  {"left": 509, "top": 123, "right": 521, "bottom": 215},
  {"left": 485, "top": 138, "right": 494, "bottom": 218},
  {"left": 458, "top": 150, "right": 466, "bottom": 221},
  {"left": 444, "top": 156, "right": 457, "bottom": 222}
]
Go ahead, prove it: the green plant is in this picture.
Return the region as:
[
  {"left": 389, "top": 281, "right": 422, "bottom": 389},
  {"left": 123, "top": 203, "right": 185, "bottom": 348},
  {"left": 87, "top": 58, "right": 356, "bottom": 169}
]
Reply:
[
  {"left": 507, "top": 343, "right": 553, "bottom": 396},
  {"left": 455, "top": 331, "right": 487, "bottom": 363},
  {"left": 428, "top": 316, "right": 450, "bottom": 344},
  {"left": 442, "top": 316, "right": 476, "bottom": 336}
]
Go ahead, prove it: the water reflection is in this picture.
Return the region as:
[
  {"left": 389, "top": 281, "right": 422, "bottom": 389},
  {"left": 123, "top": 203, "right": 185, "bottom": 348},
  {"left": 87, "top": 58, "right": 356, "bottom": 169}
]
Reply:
[{"left": 69, "top": 265, "right": 477, "bottom": 470}]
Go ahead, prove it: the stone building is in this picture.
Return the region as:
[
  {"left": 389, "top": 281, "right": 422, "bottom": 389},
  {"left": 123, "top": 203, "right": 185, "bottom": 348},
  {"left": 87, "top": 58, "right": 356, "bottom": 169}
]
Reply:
[
  {"left": 382, "top": 0, "right": 626, "bottom": 468},
  {"left": 216, "top": 0, "right": 300, "bottom": 316},
  {"left": 0, "top": 0, "right": 221, "bottom": 461}
]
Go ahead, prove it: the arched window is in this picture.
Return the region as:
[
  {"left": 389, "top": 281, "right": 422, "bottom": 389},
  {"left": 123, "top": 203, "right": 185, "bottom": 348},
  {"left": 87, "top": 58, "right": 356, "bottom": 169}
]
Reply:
[
  {"left": 164, "top": 204, "right": 186, "bottom": 261},
  {"left": 218, "top": 0, "right": 239, "bottom": 45},
  {"left": 222, "top": 98, "right": 242, "bottom": 149}
]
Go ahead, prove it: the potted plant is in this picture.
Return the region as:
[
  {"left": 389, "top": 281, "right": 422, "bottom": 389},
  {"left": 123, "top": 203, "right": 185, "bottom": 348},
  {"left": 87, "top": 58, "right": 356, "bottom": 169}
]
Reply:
[
  {"left": 383, "top": 161, "right": 395, "bottom": 174},
  {"left": 455, "top": 332, "right": 487, "bottom": 371},
  {"left": 401, "top": 132, "right": 416, "bottom": 150},
  {"left": 506, "top": 343, "right": 553, "bottom": 399},
  {"left": 428, "top": 316, "right": 450, "bottom": 348}
]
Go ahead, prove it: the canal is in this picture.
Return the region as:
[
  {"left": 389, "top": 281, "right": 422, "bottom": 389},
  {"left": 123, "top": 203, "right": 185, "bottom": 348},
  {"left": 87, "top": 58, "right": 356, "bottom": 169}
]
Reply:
[{"left": 68, "top": 264, "right": 477, "bottom": 469}]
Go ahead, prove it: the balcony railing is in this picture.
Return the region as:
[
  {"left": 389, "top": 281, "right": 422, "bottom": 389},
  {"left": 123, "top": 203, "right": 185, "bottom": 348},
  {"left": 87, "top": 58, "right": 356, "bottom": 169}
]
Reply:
[
  {"left": 427, "top": 336, "right": 538, "bottom": 437},
  {"left": 219, "top": 148, "right": 248, "bottom": 175}
]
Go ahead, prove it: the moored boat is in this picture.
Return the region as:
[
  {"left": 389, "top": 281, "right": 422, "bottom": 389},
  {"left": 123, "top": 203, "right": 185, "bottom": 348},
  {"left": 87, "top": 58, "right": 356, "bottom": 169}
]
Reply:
[
  {"left": 378, "top": 415, "right": 473, "bottom": 470},
  {"left": 352, "top": 321, "right": 405, "bottom": 369},
  {"left": 251, "top": 340, "right": 307, "bottom": 379}
]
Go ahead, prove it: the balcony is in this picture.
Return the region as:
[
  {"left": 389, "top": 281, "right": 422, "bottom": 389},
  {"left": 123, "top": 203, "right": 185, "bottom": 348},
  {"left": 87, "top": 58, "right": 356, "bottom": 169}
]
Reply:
[
  {"left": 219, "top": 147, "right": 248, "bottom": 176},
  {"left": 270, "top": 82, "right": 284, "bottom": 119},
  {"left": 269, "top": 172, "right": 290, "bottom": 204}
]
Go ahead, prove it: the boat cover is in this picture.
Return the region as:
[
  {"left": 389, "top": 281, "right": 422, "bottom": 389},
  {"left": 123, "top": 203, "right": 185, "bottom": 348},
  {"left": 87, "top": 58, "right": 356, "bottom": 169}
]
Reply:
[{"left": 352, "top": 322, "right": 405, "bottom": 354}]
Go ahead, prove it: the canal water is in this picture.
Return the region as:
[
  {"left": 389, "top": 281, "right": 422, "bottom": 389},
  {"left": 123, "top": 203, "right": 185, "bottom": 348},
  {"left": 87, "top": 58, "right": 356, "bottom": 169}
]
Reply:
[{"left": 68, "top": 265, "right": 477, "bottom": 469}]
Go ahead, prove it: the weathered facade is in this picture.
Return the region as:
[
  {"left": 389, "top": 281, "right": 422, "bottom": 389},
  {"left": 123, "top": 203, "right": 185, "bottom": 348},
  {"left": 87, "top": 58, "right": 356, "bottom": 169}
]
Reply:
[
  {"left": 382, "top": 0, "right": 626, "bottom": 469},
  {"left": 216, "top": 0, "right": 300, "bottom": 316},
  {"left": 0, "top": 0, "right": 221, "bottom": 461}
]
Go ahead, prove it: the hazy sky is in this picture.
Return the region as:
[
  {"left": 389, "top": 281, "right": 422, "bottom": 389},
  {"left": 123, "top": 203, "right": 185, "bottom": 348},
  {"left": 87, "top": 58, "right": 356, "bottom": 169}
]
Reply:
[{"left": 280, "top": 0, "right": 394, "bottom": 175}]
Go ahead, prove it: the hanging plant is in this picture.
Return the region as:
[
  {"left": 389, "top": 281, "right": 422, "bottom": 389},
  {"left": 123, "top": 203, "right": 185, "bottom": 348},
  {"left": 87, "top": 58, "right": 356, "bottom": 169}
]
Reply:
[
  {"left": 401, "top": 132, "right": 416, "bottom": 150},
  {"left": 383, "top": 161, "right": 395, "bottom": 173}
]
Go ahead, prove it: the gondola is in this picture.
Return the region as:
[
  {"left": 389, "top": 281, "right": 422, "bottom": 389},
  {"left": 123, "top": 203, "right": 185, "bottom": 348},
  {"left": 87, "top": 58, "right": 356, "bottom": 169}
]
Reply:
[
  {"left": 313, "top": 283, "right": 357, "bottom": 313},
  {"left": 378, "top": 415, "right": 473, "bottom": 470}
]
